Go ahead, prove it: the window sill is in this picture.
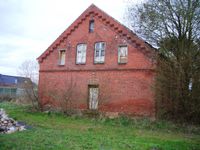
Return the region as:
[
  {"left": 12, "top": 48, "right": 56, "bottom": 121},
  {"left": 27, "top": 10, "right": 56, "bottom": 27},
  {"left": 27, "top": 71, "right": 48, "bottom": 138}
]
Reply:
[
  {"left": 76, "top": 63, "right": 86, "bottom": 65},
  {"left": 118, "top": 62, "right": 127, "bottom": 65},
  {"left": 58, "top": 64, "right": 65, "bottom": 67},
  {"left": 94, "top": 62, "right": 105, "bottom": 64}
]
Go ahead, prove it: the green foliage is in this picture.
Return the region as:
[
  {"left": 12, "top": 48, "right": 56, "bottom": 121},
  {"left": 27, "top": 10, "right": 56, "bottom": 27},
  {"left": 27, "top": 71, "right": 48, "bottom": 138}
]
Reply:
[
  {"left": 155, "top": 37, "right": 200, "bottom": 123},
  {"left": 127, "top": 0, "right": 200, "bottom": 124},
  {"left": 1, "top": 102, "right": 200, "bottom": 150},
  {"left": 98, "top": 116, "right": 200, "bottom": 135}
]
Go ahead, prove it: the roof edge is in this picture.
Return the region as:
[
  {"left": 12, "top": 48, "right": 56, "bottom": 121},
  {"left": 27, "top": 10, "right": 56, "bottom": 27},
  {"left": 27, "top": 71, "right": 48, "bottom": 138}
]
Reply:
[{"left": 37, "top": 4, "right": 156, "bottom": 63}]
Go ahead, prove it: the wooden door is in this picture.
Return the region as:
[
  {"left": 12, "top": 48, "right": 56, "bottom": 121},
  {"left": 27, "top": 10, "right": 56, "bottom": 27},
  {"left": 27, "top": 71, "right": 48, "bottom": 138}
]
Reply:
[{"left": 89, "top": 86, "right": 99, "bottom": 110}]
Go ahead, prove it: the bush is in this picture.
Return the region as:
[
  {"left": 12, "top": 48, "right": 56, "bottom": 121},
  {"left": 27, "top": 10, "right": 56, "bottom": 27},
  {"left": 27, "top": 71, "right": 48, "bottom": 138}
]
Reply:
[{"left": 0, "top": 96, "right": 12, "bottom": 102}]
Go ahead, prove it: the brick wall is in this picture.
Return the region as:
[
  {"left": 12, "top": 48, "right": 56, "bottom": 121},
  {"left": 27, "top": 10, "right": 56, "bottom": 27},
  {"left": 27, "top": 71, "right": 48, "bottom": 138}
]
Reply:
[
  {"left": 38, "top": 9, "right": 155, "bottom": 117},
  {"left": 39, "top": 70, "right": 155, "bottom": 117}
]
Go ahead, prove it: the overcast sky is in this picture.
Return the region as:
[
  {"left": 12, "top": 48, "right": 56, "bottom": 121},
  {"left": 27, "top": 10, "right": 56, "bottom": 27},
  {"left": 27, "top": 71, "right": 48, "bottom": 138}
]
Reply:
[{"left": 0, "top": 0, "right": 141, "bottom": 76}]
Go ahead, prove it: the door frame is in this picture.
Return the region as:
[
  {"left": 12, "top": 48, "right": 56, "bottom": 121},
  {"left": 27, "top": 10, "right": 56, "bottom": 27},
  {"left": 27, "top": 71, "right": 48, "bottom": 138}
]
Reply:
[{"left": 88, "top": 84, "right": 99, "bottom": 110}]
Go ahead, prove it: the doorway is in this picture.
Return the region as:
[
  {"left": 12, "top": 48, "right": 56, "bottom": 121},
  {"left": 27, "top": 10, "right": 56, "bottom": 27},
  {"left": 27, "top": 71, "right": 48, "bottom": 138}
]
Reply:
[{"left": 88, "top": 85, "right": 99, "bottom": 110}]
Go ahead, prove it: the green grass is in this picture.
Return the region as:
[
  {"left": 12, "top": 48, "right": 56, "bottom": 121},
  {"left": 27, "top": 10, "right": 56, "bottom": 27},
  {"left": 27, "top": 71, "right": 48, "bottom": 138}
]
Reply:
[{"left": 0, "top": 102, "right": 200, "bottom": 150}]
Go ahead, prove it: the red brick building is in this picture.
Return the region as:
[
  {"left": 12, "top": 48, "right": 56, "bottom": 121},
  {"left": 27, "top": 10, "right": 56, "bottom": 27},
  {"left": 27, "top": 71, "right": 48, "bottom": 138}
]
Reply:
[{"left": 37, "top": 4, "right": 156, "bottom": 117}]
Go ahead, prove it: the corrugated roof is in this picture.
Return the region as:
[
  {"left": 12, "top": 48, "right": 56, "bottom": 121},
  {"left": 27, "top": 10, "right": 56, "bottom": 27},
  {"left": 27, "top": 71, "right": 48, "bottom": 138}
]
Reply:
[{"left": 0, "top": 74, "right": 30, "bottom": 86}]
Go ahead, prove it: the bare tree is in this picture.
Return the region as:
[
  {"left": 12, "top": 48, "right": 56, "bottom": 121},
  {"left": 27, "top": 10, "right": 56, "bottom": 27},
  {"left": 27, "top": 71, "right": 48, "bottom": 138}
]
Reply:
[
  {"left": 126, "top": 0, "right": 200, "bottom": 123},
  {"left": 47, "top": 76, "right": 77, "bottom": 114},
  {"left": 126, "top": 0, "right": 200, "bottom": 46},
  {"left": 18, "top": 60, "right": 39, "bottom": 84},
  {"left": 17, "top": 60, "right": 39, "bottom": 110}
]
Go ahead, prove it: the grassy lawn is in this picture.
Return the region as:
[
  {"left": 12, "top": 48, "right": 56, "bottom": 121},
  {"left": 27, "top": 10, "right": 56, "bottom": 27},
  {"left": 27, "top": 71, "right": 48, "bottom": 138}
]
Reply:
[{"left": 0, "top": 102, "right": 200, "bottom": 150}]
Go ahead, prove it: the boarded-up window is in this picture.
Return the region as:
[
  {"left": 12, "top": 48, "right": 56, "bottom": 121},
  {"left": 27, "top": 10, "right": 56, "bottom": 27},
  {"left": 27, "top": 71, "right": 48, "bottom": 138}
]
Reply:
[
  {"left": 59, "top": 50, "right": 65, "bottom": 65},
  {"left": 89, "top": 20, "right": 94, "bottom": 33},
  {"left": 118, "top": 45, "right": 128, "bottom": 63},
  {"left": 94, "top": 42, "right": 105, "bottom": 63},
  {"left": 76, "top": 44, "right": 87, "bottom": 64}
]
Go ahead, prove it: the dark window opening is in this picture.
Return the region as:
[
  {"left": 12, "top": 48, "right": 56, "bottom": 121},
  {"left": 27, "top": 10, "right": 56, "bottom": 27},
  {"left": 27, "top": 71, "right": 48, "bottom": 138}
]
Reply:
[{"left": 89, "top": 20, "right": 94, "bottom": 33}]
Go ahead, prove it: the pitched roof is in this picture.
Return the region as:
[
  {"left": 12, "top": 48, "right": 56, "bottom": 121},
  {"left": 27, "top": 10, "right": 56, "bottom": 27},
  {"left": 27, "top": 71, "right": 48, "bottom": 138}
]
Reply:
[
  {"left": 37, "top": 4, "right": 155, "bottom": 63},
  {"left": 0, "top": 74, "right": 31, "bottom": 87}
]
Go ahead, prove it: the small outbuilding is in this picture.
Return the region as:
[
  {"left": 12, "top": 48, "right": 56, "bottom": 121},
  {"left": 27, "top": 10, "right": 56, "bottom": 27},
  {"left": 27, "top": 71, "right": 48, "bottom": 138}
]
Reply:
[{"left": 0, "top": 74, "right": 31, "bottom": 100}]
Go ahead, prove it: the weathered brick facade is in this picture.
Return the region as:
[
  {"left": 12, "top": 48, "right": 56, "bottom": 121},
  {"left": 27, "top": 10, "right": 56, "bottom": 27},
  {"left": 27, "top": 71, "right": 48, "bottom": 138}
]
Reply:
[{"left": 37, "top": 4, "right": 156, "bottom": 117}]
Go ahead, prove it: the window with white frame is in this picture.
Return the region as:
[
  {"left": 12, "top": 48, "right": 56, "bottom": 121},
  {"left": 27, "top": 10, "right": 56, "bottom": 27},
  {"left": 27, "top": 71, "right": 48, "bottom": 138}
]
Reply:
[
  {"left": 94, "top": 42, "right": 105, "bottom": 63},
  {"left": 76, "top": 44, "right": 87, "bottom": 64},
  {"left": 58, "top": 50, "right": 66, "bottom": 65},
  {"left": 118, "top": 45, "right": 128, "bottom": 63}
]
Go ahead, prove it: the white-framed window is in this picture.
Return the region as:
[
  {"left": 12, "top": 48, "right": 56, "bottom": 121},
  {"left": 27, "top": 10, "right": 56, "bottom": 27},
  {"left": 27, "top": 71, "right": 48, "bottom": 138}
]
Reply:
[
  {"left": 76, "top": 44, "right": 87, "bottom": 64},
  {"left": 89, "top": 20, "right": 94, "bottom": 33},
  {"left": 118, "top": 45, "right": 128, "bottom": 63},
  {"left": 94, "top": 42, "right": 105, "bottom": 63},
  {"left": 58, "top": 50, "right": 66, "bottom": 65}
]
